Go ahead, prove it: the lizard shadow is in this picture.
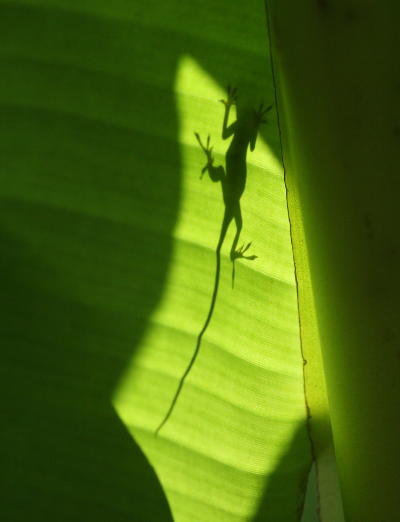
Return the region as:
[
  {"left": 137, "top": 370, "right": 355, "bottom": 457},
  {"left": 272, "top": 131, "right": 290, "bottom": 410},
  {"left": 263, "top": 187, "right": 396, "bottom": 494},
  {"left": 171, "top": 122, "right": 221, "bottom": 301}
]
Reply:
[{"left": 156, "top": 89, "right": 272, "bottom": 434}]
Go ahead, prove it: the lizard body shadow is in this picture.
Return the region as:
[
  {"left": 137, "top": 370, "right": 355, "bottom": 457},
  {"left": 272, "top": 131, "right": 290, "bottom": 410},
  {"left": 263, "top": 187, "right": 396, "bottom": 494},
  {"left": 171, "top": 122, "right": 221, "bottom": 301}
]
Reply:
[{"left": 156, "top": 89, "right": 271, "bottom": 434}]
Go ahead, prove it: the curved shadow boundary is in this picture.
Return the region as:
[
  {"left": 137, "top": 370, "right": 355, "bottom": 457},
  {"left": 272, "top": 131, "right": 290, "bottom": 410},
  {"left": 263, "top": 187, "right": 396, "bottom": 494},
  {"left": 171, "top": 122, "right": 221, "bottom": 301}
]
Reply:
[
  {"left": 0, "top": 4, "right": 178, "bottom": 521},
  {"left": 252, "top": 423, "right": 314, "bottom": 521}
]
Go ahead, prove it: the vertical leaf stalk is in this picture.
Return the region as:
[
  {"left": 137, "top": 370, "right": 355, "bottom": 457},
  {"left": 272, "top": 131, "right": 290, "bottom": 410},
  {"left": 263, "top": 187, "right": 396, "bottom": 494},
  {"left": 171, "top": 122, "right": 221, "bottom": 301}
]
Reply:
[{"left": 265, "top": 1, "right": 400, "bottom": 520}]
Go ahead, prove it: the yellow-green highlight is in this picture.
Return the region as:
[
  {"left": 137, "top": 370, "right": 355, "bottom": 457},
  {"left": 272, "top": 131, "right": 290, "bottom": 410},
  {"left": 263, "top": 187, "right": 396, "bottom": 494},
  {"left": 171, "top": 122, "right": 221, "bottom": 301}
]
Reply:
[{"left": 113, "top": 54, "right": 310, "bottom": 521}]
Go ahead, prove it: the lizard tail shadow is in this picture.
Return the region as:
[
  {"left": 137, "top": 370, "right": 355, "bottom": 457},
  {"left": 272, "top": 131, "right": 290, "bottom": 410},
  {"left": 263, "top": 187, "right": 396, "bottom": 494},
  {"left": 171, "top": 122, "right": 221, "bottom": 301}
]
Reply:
[
  {"left": 232, "top": 258, "right": 237, "bottom": 289},
  {"left": 155, "top": 217, "right": 229, "bottom": 436}
]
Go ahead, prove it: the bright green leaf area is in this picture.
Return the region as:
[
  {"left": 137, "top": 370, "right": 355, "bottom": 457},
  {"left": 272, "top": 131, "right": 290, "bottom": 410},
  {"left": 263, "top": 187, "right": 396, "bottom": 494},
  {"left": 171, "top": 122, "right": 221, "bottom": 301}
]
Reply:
[{"left": 1, "top": 1, "right": 313, "bottom": 521}]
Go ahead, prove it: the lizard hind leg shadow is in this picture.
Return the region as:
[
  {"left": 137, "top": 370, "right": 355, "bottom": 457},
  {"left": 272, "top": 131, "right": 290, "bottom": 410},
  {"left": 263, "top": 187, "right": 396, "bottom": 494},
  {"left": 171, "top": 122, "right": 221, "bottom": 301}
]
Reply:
[{"left": 230, "top": 205, "right": 243, "bottom": 288}]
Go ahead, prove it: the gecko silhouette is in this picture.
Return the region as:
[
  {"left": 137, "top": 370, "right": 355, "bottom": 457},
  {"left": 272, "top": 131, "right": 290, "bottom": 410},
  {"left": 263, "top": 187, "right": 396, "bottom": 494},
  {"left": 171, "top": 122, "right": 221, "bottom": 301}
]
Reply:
[{"left": 155, "top": 87, "right": 272, "bottom": 435}]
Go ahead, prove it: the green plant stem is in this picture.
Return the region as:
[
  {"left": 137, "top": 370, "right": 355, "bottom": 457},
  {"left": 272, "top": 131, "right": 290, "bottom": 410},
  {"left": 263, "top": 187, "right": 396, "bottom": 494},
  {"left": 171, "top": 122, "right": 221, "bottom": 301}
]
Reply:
[{"left": 265, "top": 1, "right": 400, "bottom": 520}]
